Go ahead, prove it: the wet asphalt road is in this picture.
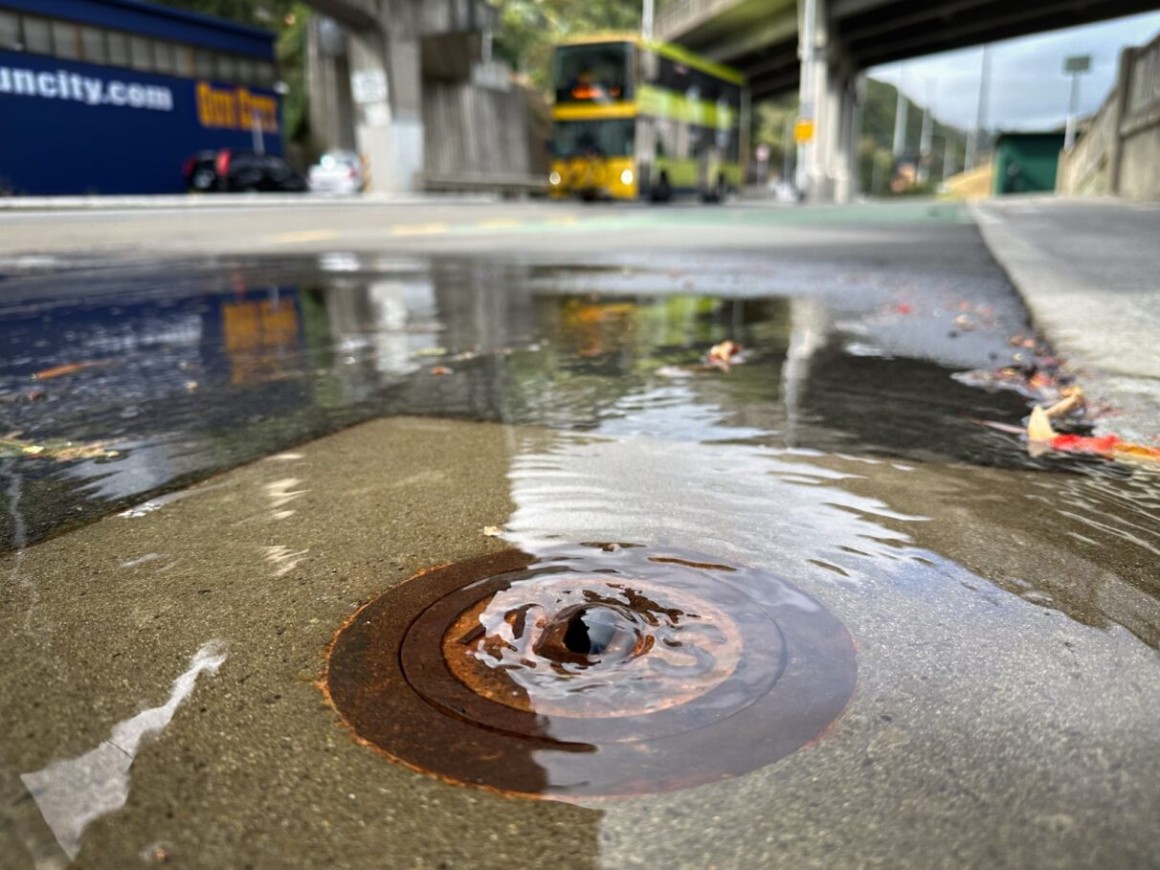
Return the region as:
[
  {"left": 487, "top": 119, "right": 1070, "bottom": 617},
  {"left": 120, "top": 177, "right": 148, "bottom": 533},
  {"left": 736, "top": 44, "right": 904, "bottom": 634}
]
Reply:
[{"left": 2, "top": 198, "right": 1159, "bottom": 869}]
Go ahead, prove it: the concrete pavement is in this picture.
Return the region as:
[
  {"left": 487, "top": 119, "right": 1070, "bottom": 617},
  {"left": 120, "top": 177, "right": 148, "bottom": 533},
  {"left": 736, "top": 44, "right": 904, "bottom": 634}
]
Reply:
[{"left": 972, "top": 196, "right": 1160, "bottom": 442}]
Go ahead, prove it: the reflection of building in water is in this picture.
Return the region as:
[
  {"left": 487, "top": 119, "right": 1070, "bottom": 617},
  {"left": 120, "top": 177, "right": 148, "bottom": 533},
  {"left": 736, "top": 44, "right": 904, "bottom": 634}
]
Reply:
[
  {"left": 199, "top": 282, "right": 305, "bottom": 387},
  {"left": 429, "top": 261, "right": 540, "bottom": 354},
  {"left": 220, "top": 295, "right": 301, "bottom": 386},
  {"left": 313, "top": 275, "right": 442, "bottom": 402}
]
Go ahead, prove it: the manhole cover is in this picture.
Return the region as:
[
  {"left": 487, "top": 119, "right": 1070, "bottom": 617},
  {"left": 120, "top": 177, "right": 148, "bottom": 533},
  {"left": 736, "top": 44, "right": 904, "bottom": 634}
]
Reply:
[{"left": 323, "top": 543, "right": 856, "bottom": 800}]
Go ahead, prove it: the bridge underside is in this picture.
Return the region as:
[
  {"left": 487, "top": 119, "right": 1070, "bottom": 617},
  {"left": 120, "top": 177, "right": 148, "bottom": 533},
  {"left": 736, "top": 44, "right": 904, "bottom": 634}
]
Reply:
[{"left": 671, "top": 0, "right": 1160, "bottom": 100}]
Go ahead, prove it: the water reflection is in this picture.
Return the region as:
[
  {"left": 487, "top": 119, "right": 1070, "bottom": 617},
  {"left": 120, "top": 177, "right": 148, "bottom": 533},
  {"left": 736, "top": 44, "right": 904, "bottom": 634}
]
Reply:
[{"left": 2, "top": 256, "right": 1158, "bottom": 650}]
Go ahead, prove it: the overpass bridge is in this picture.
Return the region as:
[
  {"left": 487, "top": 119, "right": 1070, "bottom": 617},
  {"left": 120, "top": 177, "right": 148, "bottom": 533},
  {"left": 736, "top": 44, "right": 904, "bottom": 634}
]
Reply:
[
  {"left": 300, "top": 0, "right": 540, "bottom": 195},
  {"left": 656, "top": 0, "right": 1160, "bottom": 200}
]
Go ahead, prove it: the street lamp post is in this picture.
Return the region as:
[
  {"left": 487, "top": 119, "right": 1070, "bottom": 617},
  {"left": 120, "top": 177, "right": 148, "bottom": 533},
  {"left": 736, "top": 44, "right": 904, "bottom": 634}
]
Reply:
[
  {"left": 891, "top": 68, "right": 908, "bottom": 158},
  {"left": 917, "top": 79, "right": 933, "bottom": 183},
  {"left": 1063, "top": 54, "right": 1091, "bottom": 150},
  {"left": 965, "top": 44, "right": 991, "bottom": 170}
]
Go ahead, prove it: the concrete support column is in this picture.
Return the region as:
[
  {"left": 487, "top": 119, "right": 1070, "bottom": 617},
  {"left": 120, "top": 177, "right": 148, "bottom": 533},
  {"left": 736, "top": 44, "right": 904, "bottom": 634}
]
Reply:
[
  {"left": 833, "top": 77, "right": 859, "bottom": 203},
  {"left": 307, "top": 17, "right": 356, "bottom": 152},
  {"left": 799, "top": 0, "right": 859, "bottom": 203},
  {"left": 346, "top": 1, "right": 426, "bottom": 194},
  {"left": 809, "top": 58, "right": 833, "bottom": 202},
  {"left": 797, "top": 0, "right": 826, "bottom": 199}
]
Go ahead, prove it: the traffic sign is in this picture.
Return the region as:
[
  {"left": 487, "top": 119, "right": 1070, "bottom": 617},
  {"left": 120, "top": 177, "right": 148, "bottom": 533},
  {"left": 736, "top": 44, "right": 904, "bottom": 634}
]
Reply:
[{"left": 793, "top": 118, "right": 815, "bottom": 144}]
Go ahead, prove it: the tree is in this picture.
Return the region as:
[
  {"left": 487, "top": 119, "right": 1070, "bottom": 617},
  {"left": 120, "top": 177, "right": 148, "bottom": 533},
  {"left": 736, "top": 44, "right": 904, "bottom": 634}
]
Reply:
[
  {"left": 152, "top": 1, "right": 294, "bottom": 28},
  {"left": 154, "top": 1, "right": 311, "bottom": 143},
  {"left": 492, "top": 0, "right": 641, "bottom": 87}
]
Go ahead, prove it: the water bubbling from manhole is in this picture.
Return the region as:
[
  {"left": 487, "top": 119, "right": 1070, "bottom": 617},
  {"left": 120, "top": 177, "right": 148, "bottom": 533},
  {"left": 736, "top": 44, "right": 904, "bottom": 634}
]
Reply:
[{"left": 323, "top": 543, "right": 857, "bottom": 800}]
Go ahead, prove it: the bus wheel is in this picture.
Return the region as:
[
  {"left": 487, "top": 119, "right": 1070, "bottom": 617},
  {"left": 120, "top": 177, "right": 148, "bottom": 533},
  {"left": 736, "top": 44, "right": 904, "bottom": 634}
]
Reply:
[
  {"left": 702, "top": 174, "right": 726, "bottom": 204},
  {"left": 651, "top": 172, "right": 671, "bottom": 204}
]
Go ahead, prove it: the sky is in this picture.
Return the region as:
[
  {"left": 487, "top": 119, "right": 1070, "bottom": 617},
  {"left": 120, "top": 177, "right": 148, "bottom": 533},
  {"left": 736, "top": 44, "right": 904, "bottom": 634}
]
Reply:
[{"left": 868, "top": 10, "right": 1160, "bottom": 133}]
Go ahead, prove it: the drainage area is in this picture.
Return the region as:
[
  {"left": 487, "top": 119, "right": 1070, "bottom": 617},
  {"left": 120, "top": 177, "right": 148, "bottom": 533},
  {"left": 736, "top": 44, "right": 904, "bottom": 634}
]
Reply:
[{"left": 324, "top": 543, "right": 857, "bottom": 800}]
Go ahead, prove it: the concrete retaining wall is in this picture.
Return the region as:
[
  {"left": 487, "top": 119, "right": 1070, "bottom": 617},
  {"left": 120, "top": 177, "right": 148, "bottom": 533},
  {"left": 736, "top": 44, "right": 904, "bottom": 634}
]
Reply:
[
  {"left": 1058, "top": 34, "right": 1160, "bottom": 200},
  {"left": 421, "top": 65, "right": 547, "bottom": 191}
]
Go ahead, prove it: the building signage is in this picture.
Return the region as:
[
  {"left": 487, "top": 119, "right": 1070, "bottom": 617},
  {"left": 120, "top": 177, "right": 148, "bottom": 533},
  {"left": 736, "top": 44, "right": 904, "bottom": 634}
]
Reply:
[
  {"left": 196, "top": 82, "right": 278, "bottom": 132},
  {"left": 351, "top": 69, "right": 388, "bottom": 105},
  {"left": 0, "top": 48, "right": 282, "bottom": 195},
  {"left": 0, "top": 61, "right": 173, "bottom": 112}
]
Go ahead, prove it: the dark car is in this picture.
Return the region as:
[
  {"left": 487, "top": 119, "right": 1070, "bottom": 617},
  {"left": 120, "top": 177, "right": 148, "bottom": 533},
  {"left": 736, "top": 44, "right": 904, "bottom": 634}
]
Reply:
[
  {"left": 183, "top": 149, "right": 307, "bottom": 193},
  {"left": 182, "top": 150, "right": 219, "bottom": 192}
]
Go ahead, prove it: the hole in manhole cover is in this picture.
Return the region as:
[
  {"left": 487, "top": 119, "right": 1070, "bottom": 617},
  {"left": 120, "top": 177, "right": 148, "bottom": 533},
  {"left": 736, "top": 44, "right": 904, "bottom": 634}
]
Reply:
[{"left": 323, "top": 543, "right": 856, "bottom": 800}]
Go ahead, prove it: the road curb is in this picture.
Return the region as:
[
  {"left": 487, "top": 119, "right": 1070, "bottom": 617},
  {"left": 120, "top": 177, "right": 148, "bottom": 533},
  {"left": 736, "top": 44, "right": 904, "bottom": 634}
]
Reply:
[
  {"left": 969, "top": 199, "right": 1160, "bottom": 441},
  {"left": 0, "top": 193, "right": 500, "bottom": 211}
]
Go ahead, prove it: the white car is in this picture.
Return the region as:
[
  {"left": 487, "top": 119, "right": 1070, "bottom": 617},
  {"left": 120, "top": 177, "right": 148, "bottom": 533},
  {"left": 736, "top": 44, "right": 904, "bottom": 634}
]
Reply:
[{"left": 308, "top": 150, "right": 366, "bottom": 195}]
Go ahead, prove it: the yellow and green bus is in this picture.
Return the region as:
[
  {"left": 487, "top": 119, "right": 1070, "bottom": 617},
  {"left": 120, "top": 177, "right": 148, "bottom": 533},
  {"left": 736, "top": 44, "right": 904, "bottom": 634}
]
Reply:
[{"left": 548, "top": 34, "right": 748, "bottom": 202}]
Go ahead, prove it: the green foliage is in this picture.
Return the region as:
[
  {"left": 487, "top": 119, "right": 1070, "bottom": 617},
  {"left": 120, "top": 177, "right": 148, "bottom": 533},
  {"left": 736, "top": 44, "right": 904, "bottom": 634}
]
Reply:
[
  {"left": 491, "top": 0, "right": 641, "bottom": 87},
  {"left": 152, "top": 0, "right": 295, "bottom": 27},
  {"left": 153, "top": 1, "right": 310, "bottom": 144}
]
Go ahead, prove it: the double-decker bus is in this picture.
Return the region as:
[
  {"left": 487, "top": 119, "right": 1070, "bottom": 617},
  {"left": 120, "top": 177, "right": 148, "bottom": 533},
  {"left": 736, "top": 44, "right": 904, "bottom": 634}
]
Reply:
[{"left": 548, "top": 34, "right": 747, "bottom": 202}]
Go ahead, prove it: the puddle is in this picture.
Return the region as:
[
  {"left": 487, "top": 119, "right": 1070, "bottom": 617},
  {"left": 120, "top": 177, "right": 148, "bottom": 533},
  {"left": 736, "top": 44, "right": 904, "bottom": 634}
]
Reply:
[
  {"left": 1, "top": 250, "right": 1159, "bottom": 866},
  {"left": 1, "top": 254, "right": 1039, "bottom": 551}
]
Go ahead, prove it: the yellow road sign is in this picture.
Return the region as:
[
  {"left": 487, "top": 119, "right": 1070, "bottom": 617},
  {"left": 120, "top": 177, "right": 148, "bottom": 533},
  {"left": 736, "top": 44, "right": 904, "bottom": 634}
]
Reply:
[{"left": 794, "top": 118, "right": 815, "bottom": 144}]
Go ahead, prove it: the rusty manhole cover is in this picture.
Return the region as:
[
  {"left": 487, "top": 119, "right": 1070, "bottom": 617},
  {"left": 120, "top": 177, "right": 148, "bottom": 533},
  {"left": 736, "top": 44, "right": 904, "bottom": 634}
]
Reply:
[{"left": 323, "top": 543, "right": 856, "bottom": 800}]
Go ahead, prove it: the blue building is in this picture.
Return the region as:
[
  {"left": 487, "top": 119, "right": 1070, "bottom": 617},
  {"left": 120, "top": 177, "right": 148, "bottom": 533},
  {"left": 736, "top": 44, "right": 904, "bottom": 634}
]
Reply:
[{"left": 0, "top": 0, "right": 283, "bottom": 195}]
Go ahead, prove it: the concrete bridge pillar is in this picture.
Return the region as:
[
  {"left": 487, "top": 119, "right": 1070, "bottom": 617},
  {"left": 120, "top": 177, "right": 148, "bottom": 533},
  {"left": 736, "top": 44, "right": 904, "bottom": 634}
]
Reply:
[
  {"left": 345, "top": 2, "right": 425, "bottom": 194},
  {"left": 798, "top": 0, "right": 859, "bottom": 203}
]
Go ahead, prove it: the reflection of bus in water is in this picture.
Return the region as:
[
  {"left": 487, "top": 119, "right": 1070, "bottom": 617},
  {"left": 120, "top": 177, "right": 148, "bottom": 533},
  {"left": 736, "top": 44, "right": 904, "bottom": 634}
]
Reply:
[{"left": 548, "top": 35, "right": 748, "bottom": 202}]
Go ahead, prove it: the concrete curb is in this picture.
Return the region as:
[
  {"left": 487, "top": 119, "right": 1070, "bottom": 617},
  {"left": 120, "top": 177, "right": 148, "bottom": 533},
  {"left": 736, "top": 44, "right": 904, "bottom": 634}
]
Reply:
[
  {"left": 0, "top": 192, "right": 501, "bottom": 211},
  {"left": 969, "top": 198, "right": 1160, "bottom": 442}
]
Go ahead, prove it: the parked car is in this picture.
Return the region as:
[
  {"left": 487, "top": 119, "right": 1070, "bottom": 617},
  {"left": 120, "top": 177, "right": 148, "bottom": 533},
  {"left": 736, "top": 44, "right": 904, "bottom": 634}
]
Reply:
[
  {"left": 182, "top": 150, "right": 219, "bottom": 192},
  {"left": 183, "top": 149, "right": 307, "bottom": 193},
  {"left": 308, "top": 150, "right": 366, "bottom": 194}
]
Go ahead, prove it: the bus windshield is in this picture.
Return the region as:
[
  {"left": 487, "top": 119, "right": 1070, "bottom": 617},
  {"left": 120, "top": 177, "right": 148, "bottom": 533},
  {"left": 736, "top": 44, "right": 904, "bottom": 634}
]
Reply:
[
  {"left": 553, "top": 119, "right": 635, "bottom": 159},
  {"left": 553, "top": 42, "right": 632, "bottom": 103}
]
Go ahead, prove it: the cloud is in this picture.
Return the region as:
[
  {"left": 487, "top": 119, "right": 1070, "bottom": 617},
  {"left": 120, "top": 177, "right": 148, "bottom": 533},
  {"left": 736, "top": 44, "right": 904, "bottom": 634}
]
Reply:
[{"left": 868, "top": 11, "right": 1160, "bottom": 132}]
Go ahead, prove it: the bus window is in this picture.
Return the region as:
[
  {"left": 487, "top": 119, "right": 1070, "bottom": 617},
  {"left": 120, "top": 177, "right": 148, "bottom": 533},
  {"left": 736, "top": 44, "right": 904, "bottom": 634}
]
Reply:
[
  {"left": 154, "top": 41, "right": 175, "bottom": 75},
  {"left": 129, "top": 35, "right": 153, "bottom": 71},
  {"left": 80, "top": 26, "right": 106, "bottom": 64},
  {"left": 52, "top": 21, "right": 80, "bottom": 60},
  {"left": 553, "top": 119, "right": 635, "bottom": 158},
  {"left": 22, "top": 16, "right": 52, "bottom": 56},
  {"left": 0, "top": 10, "right": 19, "bottom": 51},
  {"left": 553, "top": 42, "right": 632, "bottom": 103},
  {"left": 107, "top": 31, "right": 129, "bottom": 67}
]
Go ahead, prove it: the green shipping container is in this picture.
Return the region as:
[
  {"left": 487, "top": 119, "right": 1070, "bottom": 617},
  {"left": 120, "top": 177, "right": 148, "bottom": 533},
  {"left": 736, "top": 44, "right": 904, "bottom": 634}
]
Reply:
[{"left": 993, "top": 131, "right": 1066, "bottom": 196}]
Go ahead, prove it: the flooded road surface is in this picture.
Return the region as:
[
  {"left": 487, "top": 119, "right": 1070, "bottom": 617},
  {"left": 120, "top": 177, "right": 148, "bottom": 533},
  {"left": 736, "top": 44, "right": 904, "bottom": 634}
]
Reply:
[
  {"left": 2, "top": 252, "right": 1040, "bottom": 550},
  {"left": 1, "top": 251, "right": 1158, "bottom": 867}
]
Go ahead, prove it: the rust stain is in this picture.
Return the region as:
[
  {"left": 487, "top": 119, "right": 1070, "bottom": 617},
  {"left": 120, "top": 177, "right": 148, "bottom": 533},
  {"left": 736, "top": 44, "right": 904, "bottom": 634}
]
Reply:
[{"left": 321, "top": 543, "right": 857, "bottom": 801}]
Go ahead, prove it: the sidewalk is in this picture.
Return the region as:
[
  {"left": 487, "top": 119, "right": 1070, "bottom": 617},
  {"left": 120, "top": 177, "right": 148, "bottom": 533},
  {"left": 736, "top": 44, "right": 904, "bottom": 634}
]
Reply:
[{"left": 971, "top": 196, "right": 1160, "bottom": 442}]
